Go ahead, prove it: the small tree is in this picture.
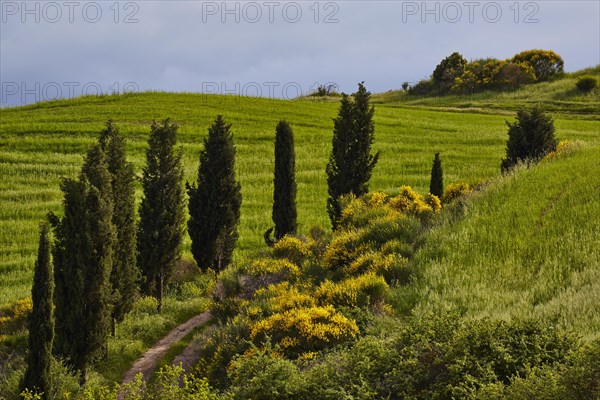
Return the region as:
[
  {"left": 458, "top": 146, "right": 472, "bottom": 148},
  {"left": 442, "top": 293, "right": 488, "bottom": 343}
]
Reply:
[
  {"left": 501, "top": 107, "right": 558, "bottom": 172},
  {"left": 99, "top": 121, "right": 139, "bottom": 334},
  {"left": 429, "top": 153, "right": 444, "bottom": 197},
  {"left": 138, "top": 119, "right": 186, "bottom": 312},
  {"left": 188, "top": 115, "right": 242, "bottom": 273},
  {"left": 511, "top": 49, "right": 564, "bottom": 82},
  {"left": 326, "top": 82, "right": 379, "bottom": 229},
  {"left": 22, "top": 223, "right": 54, "bottom": 398},
  {"left": 272, "top": 120, "right": 297, "bottom": 241},
  {"left": 432, "top": 52, "right": 468, "bottom": 94}
]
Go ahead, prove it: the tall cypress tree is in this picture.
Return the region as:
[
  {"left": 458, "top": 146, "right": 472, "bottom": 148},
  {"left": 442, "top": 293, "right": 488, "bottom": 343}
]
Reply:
[
  {"left": 429, "top": 153, "right": 444, "bottom": 197},
  {"left": 22, "top": 223, "right": 54, "bottom": 398},
  {"left": 99, "top": 121, "right": 139, "bottom": 334},
  {"left": 272, "top": 120, "right": 297, "bottom": 241},
  {"left": 138, "top": 119, "right": 186, "bottom": 312},
  {"left": 51, "top": 144, "right": 115, "bottom": 383},
  {"left": 326, "top": 82, "right": 379, "bottom": 229},
  {"left": 188, "top": 115, "right": 242, "bottom": 273}
]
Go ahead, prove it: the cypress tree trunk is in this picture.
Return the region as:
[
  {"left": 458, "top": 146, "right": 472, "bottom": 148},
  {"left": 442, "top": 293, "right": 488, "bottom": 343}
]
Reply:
[
  {"left": 272, "top": 120, "right": 297, "bottom": 241},
  {"left": 429, "top": 153, "right": 444, "bottom": 197},
  {"left": 138, "top": 119, "right": 186, "bottom": 311},
  {"left": 188, "top": 115, "right": 242, "bottom": 273},
  {"left": 22, "top": 223, "right": 54, "bottom": 398}
]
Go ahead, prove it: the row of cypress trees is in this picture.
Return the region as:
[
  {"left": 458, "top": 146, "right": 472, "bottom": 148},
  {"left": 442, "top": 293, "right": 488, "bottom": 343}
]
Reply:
[{"left": 21, "top": 82, "right": 382, "bottom": 395}]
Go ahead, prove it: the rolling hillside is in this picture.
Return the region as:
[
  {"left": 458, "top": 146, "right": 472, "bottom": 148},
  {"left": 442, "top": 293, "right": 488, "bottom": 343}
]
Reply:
[
  {"left": 394, "top": 142, "right": 600, "bottom": 340},
  {"left": 0, "top": 78, "right": 599, "bottom": 308}
]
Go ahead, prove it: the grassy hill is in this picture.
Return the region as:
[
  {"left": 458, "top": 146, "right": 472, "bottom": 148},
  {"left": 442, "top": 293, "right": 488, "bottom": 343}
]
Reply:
[
  {"left": 392, "top": 142, "right": 600, "bottom": 340},
  {"left": 1, "top": 88, "right": 599, "bottom": 307}
]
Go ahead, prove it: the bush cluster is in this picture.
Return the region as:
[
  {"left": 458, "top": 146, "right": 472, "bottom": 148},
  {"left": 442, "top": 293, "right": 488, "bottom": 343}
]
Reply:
[
  {"left": 197, "top": 186, "right": 435, "bottom": 388},
  {"left": 409, "top": 49, "right": 564, "bottom": 96}
]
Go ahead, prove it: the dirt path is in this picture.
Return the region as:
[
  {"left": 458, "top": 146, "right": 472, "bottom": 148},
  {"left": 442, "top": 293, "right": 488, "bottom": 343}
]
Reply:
[
  {"left": 172, "top": 336, "right": 204, "bottom": 373},
  {"left": 121, "top": 311, "right": 211, "bottom": 385}
]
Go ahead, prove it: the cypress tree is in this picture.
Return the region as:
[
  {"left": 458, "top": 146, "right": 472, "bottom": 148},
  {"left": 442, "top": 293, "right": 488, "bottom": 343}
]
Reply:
[
  {"left": 501, "top": 106, "right": 557, "bottom": 172},
  {"left": 429, "top": 153, "right": 444, "bottom": 197},
  {"left": 272, "top": 120, "right": 297, "bottom": 241},
  {"left": 188, "top": 115, "right": 242, "bottom": 273},
  {"left": 99, "top": 121, "right": 139, "bottom": 334},
  {"left": 51, "top": 144, "right": 115, "bottom": 384},
  {"left": 22, "top": 223, "right": 54, "bottom": 398},
  {"left": 326, "top": 82, "right": 379, "bottom": 229},
  {"left": 138, "top": 119, "right": 186, "bottom": 312}
]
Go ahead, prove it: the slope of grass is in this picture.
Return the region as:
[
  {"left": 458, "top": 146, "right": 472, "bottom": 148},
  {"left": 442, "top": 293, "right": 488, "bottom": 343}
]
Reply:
[
  {"left": 1, "top": 91, "right": 599, "bottom": 306},
  {"left": 397, "top": 143, "right": 600, "bottom": 340}
]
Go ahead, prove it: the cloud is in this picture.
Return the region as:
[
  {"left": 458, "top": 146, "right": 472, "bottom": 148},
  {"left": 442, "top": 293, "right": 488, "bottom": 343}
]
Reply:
[{"left": 1, "top": 0, "right": 598, "bottom": 106}]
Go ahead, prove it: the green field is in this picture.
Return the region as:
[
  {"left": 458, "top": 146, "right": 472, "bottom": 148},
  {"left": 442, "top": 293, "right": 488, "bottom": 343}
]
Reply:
[{"left": 1, "top": 86, "right": 599, "bottom": 307}]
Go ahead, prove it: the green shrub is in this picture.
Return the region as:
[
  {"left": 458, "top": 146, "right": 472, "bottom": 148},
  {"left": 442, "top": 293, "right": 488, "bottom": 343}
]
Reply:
[
  {"left": 228, "top": 343, "right": 305, "bottom": 400},
  {"left": 195, "top": 315, "right": 253, "bottom": 389},
  {"left": 576, "top": 75, "right": 598, "bottom": 92},
  {"left": 131, "top": 296, "right": 160, "bottom": 316},
  {"left": 500, "top": 106, "right": 558, "bottom": 172}
]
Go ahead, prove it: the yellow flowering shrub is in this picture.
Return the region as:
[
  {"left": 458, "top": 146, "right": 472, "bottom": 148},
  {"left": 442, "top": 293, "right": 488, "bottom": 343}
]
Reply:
[
  {"left": 244, "top": 258, "right": 301, "bottom": 283},
  {"left": 0, "top": 297, "right": 32, "bottom": 335},
  {"left": 388, "top": 186, "right": 438, "bottom": 220},
  {"left": 368, "top": 191, "right": 388, "bottom": 207},
  {"left": 347, "top": 251, "right": 408, "bottom": 283},
  {"left": 250, "top": 305, "right": 359, "bottom": 358},
  {"left": 425, "top": 194, "right": 442, "bottom": 213},
  {"left": 442, "top": 182, "right": 472, "bottom": 204},
  {"left": 315, "top": 273, "right": 389, "bottom": 309},
  {"left": 543, "top": 140, "right": 570, "bottom": 160},
  {"left": 322, "top": 230, "right": 370, "bottom": 271},
  {"left": 273, "top": 235, "right": 312, "bottom": 266},
  {"left": 252, "top": 282, "right": 316, "bottom": 315}
]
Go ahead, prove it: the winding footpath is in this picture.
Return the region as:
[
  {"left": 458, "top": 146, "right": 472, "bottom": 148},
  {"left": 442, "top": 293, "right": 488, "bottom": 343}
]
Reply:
[{"left": 121, "top": 311, "right": 212, "bottom": 385}]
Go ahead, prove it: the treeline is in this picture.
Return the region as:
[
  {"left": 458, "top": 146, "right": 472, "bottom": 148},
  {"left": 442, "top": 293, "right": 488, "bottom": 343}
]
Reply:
[{"left": 407, "top": 49, "right": 564, "bottom": 95}]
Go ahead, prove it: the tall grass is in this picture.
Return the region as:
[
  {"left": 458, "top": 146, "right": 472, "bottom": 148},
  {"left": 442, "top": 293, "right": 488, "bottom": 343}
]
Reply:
[{"left": 398, "top": 143, "right": 600, "bottom": 340}]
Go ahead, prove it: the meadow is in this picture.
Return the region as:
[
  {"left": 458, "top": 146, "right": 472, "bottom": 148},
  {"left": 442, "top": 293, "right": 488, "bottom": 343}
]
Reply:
[{"left": 1, "top": 90, "right": 599, "bottom": 306}]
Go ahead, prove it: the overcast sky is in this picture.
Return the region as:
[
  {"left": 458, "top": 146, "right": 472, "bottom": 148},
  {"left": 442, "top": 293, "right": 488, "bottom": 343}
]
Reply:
[{"left": 1, "top": 0, "right": 599, "bottom": 106}]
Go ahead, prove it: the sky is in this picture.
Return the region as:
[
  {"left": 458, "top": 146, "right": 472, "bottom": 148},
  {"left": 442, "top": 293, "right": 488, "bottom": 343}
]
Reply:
[{"left": 1, "top": 0, "right": 599, "bottom": 106}]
